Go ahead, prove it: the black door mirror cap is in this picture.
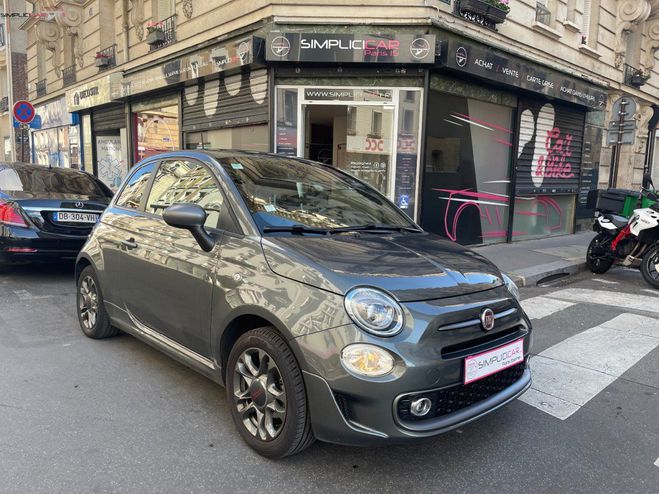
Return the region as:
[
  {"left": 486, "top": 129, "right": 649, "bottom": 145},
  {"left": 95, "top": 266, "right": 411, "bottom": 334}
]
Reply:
[{"left": 163, "top": 203, "right": 216, "bottom": 252}]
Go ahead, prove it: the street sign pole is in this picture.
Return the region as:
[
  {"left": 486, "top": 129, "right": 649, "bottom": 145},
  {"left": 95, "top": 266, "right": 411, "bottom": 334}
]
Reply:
[{"left": 609, "top": 99, "right": 629, "bottom": 189}]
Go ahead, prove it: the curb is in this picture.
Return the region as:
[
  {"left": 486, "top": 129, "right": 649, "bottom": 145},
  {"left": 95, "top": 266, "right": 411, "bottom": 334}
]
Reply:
[{"left": 507, "top": 259, "right": 588, "bottom": 287}]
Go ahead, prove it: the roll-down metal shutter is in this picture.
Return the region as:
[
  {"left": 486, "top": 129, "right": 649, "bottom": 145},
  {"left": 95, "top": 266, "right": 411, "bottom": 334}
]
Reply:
[
  {"left": 92, "top": 105, "right": 126, "bottom": 132},
  {"left": 182, "top": 68, "right": 268, "bottom": 132},
  {"left": 515, "top": 99, "right": 585, "bottom": 195}
]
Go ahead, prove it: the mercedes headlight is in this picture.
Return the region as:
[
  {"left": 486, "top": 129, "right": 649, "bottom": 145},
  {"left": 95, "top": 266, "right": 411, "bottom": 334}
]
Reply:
[
  {"left": 502, "top": 273, "right": 520, "bottom": 301},
  {"left": 344, "top": 287, "right": 404, "bottom": 336}
]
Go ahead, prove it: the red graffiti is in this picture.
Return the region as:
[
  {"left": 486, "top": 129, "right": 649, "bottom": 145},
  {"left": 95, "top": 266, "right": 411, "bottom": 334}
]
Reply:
[{"left": 535, "top": 127, "right": 574, "bottom": 179}]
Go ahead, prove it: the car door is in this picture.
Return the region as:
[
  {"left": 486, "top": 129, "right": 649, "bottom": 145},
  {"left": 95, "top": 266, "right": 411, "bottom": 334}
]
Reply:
[
  {"left": 119, "top": 158, "right": 229, "bottom": 358},
  {"left": 99, "top": 161, "right": 158, "bottom": 309}
]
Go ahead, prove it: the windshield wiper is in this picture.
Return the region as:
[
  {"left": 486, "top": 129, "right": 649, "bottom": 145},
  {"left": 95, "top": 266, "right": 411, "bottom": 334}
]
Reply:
[
  {"left": 262, "top": 224, "right": 331, "bottom": 235},
  {"left": 330, "top": 224, "right": 422, "bottom": 233}
]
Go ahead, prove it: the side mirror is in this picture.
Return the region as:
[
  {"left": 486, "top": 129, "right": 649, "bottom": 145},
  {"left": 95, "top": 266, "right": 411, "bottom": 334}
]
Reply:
[
  {"left": 642, "top": 173, "right": 654, "bottom": 190},
  {"left": 163, "top": 203, "right": 215, "bottom": 252}
]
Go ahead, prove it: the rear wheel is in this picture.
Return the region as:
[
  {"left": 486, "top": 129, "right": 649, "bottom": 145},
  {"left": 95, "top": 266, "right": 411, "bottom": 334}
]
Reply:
[
  {"left": 226, "top": 327, "right": 314, "bottom": 458},
  {"left": 76, "top": 266, "right": 118, "bottom": 339},
  {"left": 641, "top": 245, "right": 659, "bottom": 289},
  {"left": 586, "top": 233, "right": 614, "bottom": 274}
]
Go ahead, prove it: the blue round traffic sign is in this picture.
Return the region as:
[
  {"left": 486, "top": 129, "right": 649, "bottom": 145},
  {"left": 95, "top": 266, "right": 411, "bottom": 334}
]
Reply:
[{"left": 13, "top": 100, "right": 35, "bottom": 124}]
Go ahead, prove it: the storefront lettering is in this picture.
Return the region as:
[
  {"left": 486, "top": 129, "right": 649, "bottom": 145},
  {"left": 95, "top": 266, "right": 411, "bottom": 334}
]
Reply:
[
  {"left": 535, "top": 127, "right": 574, "bottom": 179},
  {"left": 300, "top": 38, "right": 401, "bottom": 56},
  {"left": 474, "top": 58, "right": 493, "bottom": 69},
  {"left": 500, "top": 67, "right": 519, "bottom": 78},
  {"left": 526, "top": 74, "right": 554, "bottom": 88}
]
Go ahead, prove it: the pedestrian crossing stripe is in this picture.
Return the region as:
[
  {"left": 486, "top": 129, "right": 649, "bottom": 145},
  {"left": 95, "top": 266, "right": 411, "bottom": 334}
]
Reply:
[{"left": 519, "top": 288, "right": 659, "bottom": 420}]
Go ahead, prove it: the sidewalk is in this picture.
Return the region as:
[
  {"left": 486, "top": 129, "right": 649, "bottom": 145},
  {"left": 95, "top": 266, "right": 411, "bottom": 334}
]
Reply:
[{"left": 472, "top": 231, "right": 595, "bottom": 287}]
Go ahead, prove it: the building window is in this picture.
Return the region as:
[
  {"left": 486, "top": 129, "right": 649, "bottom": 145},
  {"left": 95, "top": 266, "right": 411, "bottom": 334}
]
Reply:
[
  {"left": 185, "top": 126, "right": 268, "bottom": 152},
  {"left": 536, "top": 0, "right": 552, "bottom": 26},
  {"left": 581, "top": 0, "right": 600, "bottom": 48},
  {"left": 99, "top": 0, "right": 115, "bottom": 52},
  {"left": 565, "top": 0, "right": 577, "bottom": 23},
  {"left": 347, "top": 107, "right": 357, "bottom": 135},
  {"left": 153, "top": 0, "right": 175, "bottom": 21}
]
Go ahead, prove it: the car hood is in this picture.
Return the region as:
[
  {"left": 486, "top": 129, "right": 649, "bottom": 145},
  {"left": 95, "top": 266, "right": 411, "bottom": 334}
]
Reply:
[{"left": 261, "top": 232, "right": 503, "bottom": 302}]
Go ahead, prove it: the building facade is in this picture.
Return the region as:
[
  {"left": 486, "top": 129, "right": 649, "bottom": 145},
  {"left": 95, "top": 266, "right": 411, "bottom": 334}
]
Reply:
[
  {"left": 21, "top": 0, "right": 659, "bottom": 245},
  {"left": 0, "top": 0, "right": 29, "bottom": 162}
]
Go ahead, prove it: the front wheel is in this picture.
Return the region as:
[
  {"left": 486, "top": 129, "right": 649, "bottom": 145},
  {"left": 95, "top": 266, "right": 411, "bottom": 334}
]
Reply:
[
  {"left": 586, "top": 233, "right": 614, "bottom": 274},
  {"left": 226, "top": 327, "right": 314, "bottom": 458},
  {"left": 641, "top": 245, "right": 659, "bottom": 289}
]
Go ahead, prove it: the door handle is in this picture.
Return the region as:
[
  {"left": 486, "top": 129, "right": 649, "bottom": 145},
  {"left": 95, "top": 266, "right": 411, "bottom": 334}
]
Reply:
[{"left": 121, "top": 238, "right": 138, "bottom": 250}]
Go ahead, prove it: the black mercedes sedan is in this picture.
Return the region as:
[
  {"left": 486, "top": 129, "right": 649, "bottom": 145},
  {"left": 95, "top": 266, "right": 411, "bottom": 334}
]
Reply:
[{"left": 0, "top": 162, "right": 113, "bottom": 264}]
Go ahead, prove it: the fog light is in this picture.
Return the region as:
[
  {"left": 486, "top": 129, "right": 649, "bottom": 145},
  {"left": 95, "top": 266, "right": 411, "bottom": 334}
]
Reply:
[
  {"left": 410, "top": 397, "right": 432, "bottom": 417},
  {"left": 340, "top": 344, "right": 395, "bottom": 377}
]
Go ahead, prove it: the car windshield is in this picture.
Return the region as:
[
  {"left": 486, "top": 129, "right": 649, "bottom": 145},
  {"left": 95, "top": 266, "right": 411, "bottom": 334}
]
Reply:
[
  {"left": 218, "top": 156, "right": 419, "bottom": 233},
  {"left": 0, "top": 165, "right": 112, "bottom": 198}
]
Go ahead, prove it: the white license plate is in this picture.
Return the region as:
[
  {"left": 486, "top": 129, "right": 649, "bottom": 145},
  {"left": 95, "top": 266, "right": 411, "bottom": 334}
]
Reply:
[
  {"left": 54, "top": 212, "right": 99, "bottom": 224},
  {"left": 464, "top": 338, "right": 524, "bottom": 385}
]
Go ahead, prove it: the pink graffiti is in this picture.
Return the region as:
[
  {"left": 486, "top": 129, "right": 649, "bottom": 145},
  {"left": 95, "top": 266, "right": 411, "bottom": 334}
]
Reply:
[
  {"left": 536, "top": 127, "right": 574, "bottom": 179},
  {"left": 432, "top": 188, "right": 565, "bottom": 242}
]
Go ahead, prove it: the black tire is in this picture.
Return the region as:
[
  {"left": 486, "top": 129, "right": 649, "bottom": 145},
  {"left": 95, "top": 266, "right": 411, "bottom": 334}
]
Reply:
[
  {"left": 586, "top": 233, "right": 614, "bottom": 274},
  {"left": 226, "top": 327, "right": 314, "bottom": 458},
  {"left": 76, "top": 266, "right": 118, "bottom": 339},
  {"left": 641, "top": 245, "right": 659, "bottom": 289}
]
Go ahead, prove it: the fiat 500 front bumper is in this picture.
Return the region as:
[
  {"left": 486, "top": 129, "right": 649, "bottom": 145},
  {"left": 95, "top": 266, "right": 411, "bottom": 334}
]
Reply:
[{"left": 294, "top": 287, "right": 533, "bottom": 445}]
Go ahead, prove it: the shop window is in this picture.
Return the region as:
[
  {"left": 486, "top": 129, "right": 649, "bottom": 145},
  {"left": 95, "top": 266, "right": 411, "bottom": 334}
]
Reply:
[
  {"left": 421, "top": 91, "right": 514, "bottom": 245},
  {"left": 402, "top": 110, "right": 415, "bottom": 133},
  {"left": 275, "top": 88, "right": 298, "bottom": 157},
  {"left": 135, "top": 103, "right": 179, "bottom": 162},
  {"left": 395, "top": 90, "right": 422, "bottom": 219},
  {"left": 511, "top": 195, "right": 575, "bottom": 241},
  {"left": 184, "top": 125, "right": 268, "bottom": 152},
  {"left": 115, "top": 162, "right": 156, "bottom": 210}
]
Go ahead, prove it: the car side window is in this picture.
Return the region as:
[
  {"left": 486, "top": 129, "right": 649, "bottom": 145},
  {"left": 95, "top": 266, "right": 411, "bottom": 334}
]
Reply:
[
  {"left": 145, "top": 159, "right": 233, "bottom": 231},
  {"left": 115, "top": 163, "right": 156, "bottom": 209}
]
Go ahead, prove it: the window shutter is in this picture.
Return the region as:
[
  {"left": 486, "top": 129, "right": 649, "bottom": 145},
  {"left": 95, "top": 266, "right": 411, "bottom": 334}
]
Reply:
[
  {"left": 156, "top": 0, "right": 174, "bottom": 20},
  {"left": 582, "top": 0, "right": 592, "bottom": 38}
]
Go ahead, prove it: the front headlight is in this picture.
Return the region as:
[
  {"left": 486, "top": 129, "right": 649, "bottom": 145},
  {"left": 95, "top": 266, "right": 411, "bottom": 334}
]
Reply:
[
  {"left": 341, "top": 344, "right": 395, "bottom": 377},
  {"left": 344, "top": 287, "right": 404, "bottom": 336},
  {"left": 502, "top": 273, "right": 520, "bottom": 301}
]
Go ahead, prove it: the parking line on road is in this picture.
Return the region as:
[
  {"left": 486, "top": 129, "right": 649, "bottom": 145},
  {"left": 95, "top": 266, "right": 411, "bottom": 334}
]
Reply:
[
  {"left": 521, "top": 296, "right": 575, "bottom": 320},
  {"left": 641, "top": 289, "right": 659, "bottom": 297},
  {"left": 520, "top": 313, "right": 659, "bottom": 420},
  {"left": 12, "top": 289, "right": 52, "bottom": 301},
  {"left": 592, "top": 278, "right": 618, "bottom": 285},
  {"left": 655, "top": 457, "right": 659, "bottom": 468}
]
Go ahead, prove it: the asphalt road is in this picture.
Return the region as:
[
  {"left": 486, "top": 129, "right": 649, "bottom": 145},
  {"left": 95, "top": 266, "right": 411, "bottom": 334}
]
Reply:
[{"left": 0, "top": 262, "right": 658, "bottom": 493}]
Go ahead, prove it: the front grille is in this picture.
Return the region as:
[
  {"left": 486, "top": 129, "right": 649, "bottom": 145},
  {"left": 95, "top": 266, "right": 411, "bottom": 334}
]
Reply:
[
  {"left": 441, "top": 325, "right": 525, "bottom": 359},
  {"left": 397, "top": 363, "right": 526, "bottom": 422}
]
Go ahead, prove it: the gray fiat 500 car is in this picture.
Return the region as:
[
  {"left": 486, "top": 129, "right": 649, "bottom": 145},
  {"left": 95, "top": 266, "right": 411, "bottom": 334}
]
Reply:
[{"left": 75, "top": 150, "right": 531, "bottom": 458}]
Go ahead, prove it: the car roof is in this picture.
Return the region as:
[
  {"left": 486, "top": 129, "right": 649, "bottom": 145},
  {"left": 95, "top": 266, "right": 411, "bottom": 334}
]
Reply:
[{"left": 0, "top": 162, "right": 94, "bottom": 176}]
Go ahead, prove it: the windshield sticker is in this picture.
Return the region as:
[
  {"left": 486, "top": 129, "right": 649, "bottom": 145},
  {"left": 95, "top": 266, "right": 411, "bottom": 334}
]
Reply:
[
  {"left": 230, "top": 162, "right": 244, "bottom": 170},
  {"left": 264, "top": 204, "right": 276, "bottom": 212}
]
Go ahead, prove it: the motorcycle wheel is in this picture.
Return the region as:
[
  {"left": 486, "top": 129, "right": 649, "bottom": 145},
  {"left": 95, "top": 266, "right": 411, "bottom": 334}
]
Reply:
[
  {"left": 641, "top": 245, "right": 659, "bottom": 289},
  {"left": 586, "top": 233, "right": 614, "bottom": 274}
]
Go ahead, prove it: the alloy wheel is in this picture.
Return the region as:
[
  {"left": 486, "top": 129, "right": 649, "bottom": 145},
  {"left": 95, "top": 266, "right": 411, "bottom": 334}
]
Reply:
[
  {"left": 233, "top": 348, "right": 287, "bottom": 441},
  {"left": 78, "top": 275, "right": 99, "bottom": 330}
]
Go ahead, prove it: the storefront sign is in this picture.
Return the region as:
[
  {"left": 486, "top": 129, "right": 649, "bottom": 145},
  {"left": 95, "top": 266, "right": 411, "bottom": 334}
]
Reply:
[
  {"left": 66, "top": 73, "right": 123, "bottom": 112},
  {"left": 266, "top": 33, "right": 436, "bottom": 64},
  {"left": 303, "top": 88, "right": 393, "bottom": 102},
  {"left": 439, "top": 39, "right": 607, "bottom": 109},
  {"left": 35, "top": 96, "right": 73, "bottom": 129},
  {"left": 119, "top": 37, "right": 262, "bottom": 98}
]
